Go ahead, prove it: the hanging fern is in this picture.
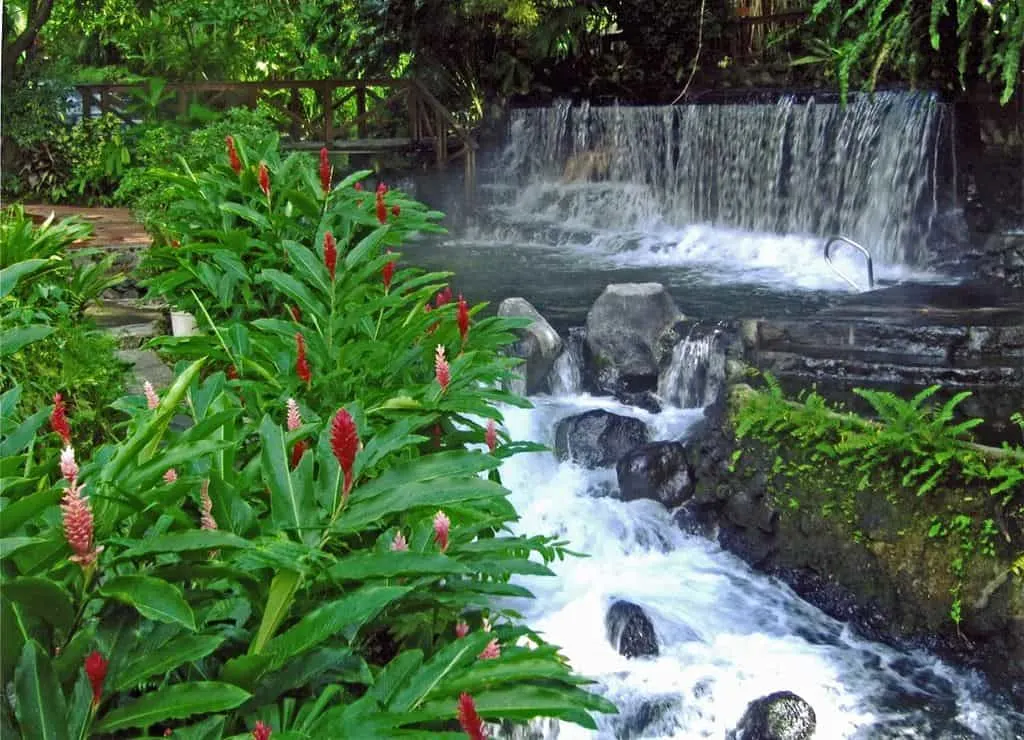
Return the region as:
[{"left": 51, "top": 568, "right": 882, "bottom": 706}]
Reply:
[{"left": 804, "top": 0, "right": 1021, "bottom": 103}]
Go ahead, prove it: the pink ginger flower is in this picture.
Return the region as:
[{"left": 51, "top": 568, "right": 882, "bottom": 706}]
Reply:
[
  {"left": 51, "top": 393, "right": 71, "bottom": 446},
  {"left": 163, "top": 468, "right": 178, "bottom": 483},
  {"left": 485, "top": 419, "right": 497, "bottom": 453},
  {"left": 143, "top": 380, "right": 159, "bottom": 410},
  {"left": 457, "top": 295, "right": 469, "bottom": 343},
  {"left": 258, "top": 162, "right": 271, "bottom": 197},
  {"left": 252, "top": 721, "right": 272, "bottom": 740},
  {"left": 319, "top": 147, "right": 332, "bottom": 193},
  {"left": 60, "top": 446, "right": 79, "bottom": 481},
  {"left": 433, "top": 510, "right": 450, "bottom": 552},
  {"left": 85, "top": 651, "right": 108, "bottom": 707},
  {"left": 455, "top": 621, "right": 470, "bottom": 638},
  {"left": 435, "top": 345, "right": 450, "bottom": 392},
  {"left": 323, "top": 231, "right": 337, "bottom": 280},
  {"left": 391, "top": 531, "right": 409, "bottom": 552},
  {"left": 457, "top": 693, "right": 487, "bottom": 740},
  {"left": 286, "top": 398, "right": 302, "bottom": 431},
  {"left": 61, "top": 479, "right": 101, "bottom": 568},
  {"left": 478, "top": 639, "right": 501, "bottom": 660},
  {"left": 354, "top": 182, "right": 363, "bottom": 192},
  {"left": 225, "top": 136, "right": 242, "bottom": 174},
  {"left": 199, "top": 480, "right": 217, "bottom": 531},
  {"left": 330, "top": 408, "right": 359, "bottom": 499}
]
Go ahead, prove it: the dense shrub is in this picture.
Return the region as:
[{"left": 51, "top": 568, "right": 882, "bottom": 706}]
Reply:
[{"left": 0, "top": 137, "right": 615, "bottom": 738}]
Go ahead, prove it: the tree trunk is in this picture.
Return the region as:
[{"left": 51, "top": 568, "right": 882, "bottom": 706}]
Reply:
[{"left": 2, "top": 0, "right": 56, "bottom": 87}]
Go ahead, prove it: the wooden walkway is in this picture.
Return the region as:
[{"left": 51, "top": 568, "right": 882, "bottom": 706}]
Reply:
[{"left": 23, "top": 205, "right": 151, "bottom": 248}]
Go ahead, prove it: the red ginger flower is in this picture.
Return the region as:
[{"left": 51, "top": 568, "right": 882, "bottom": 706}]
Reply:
[
  {"left": 226, "top": 136, "right": 242, "bottom": 174},
  {"left": 323, "top": 231, "right": 337, "bottom": 280},
  {"left": 319, "top": 147, "right": 332, "bottom": 193},
  {"left": 435, "top": 345, "right": 450, "bottom": 392},
  {"left": 163, "top": 468, "right": 178, "bottom": 483},
  {"left": 252, "top": 721, "right": 272, "bottom": 740},
  {"left": 455, "top": 621, "right": 470, "bottom": 638},
  {"left": 290, "top": 440, "right": 307, "bottom": 469},
  {"left": 457, "top": 693, "right": 487, "bottom": 740},
  {"left": 375, "top": 191, "right": 387, "bottom": 224},
  {"left": 295, "top": 333, "right": 311, "bottom": 386},
  {"left": 330, "top": 408, "right": 359, "bottom": 499},
  {"left": 435, "top": 286, "right": 453, "bottom": 307},
  {"left": 84, "top": 651, "right": 108, "bottom": 707},
  {"left": 391, "top": 204, "right": 400, "bottom": 218},
  {"left": 258, "top": 162, "right": 270, "bottom": 197},
  {"left": 51, "top": 393, "right": 71, "bottom": 446},
  {"left": 62, "top": 480, "right": 101, "bottom": 568},
  {"left": 433, "top": 509, "right": 450, "bottom": 552},
  {"left": 354, "top": 182, "right": 363, "bottom": 192},
  {"left": 382, "top": 251, "right": 396, "bottom": 292},
  {"left": 485, "top": 419, "right": 497, "bottom": 453},
  {"left": 376, "top": 182, "right": 388, "bottom": 194},
  {"left": 391, "top": 531, "right": 409, "bottom": 552},
  {"left": 143, "top": 380, "right": 159, "bottom": 410},
  {"left": 227, "top": 365, "right": 239, "bottom": 380},
  {"left": 457, "top": 295, "right": 469, "bottom": 343},
  {"left": 478, "top": 639, "right": 501, "bottom": 660}
]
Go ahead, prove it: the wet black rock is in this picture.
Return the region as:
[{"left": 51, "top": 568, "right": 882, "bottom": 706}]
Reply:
[
  {"left": 616, "top": 442, "right": 695, "bottom": 509},
  {"left": 730, "top": 691, "right": 816, "bottom": 740},
  {"left": 613, "top": 696, "right": 680, "bottom": 739},
  {"left": 673, "top": 500, "right": 719, "bottom": 539},
  {"left": 554, "top": 410, "right": 650, "bottom": 469},
  {"left": 606, "top": 600, "right": 659, "bottom": 658},
  {"left": 498, "top": 297, "right": 563, "bottom": 395}
]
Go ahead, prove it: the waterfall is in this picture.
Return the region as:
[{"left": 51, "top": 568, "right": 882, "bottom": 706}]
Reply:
[
  {"left": 658, "top": 325, "right": 727, "bottom": 409},
  {"left": 547, "top": 328, "right": 585, "bottom": 396},
  {"left": 501, "top": 93, "right": 949, "bottom": 265}
]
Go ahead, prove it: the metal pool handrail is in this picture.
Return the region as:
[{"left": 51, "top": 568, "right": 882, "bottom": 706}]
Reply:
[{"left": 824, "top": 236, "right": 875, "bottom": 292}]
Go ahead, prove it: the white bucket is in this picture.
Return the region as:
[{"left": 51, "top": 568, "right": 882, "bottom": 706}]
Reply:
[{"left": 169, "top": 310, "right": 199, "bottom": 337}]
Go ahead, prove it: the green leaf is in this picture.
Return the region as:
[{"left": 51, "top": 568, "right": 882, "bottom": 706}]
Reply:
[
  {"left": 122, "top": 438, "right": 235, "bottom": 490},
  {"left": 263, "top": 586, "right": 410, "bottom": 668},
  {"left": 13, "top": 641, "right": 69, "bottom": 740},
  {"left": 418, "top": 685, "right": 613, "bottom": 729},
  {"left": 250, "top": 569, "right": 301, "bottom": 656},
  {"left": 0, "top": 489, "right": 62, "bottom": 537},
  {"left": 328, "top": 552, "right": 470, "bottom": 581},
  {"left": 0, "top": 325, "right": 55, "bottom": 357},
  {"left": 0, "top": 407, "right": 49, "bottom": 458},
  {"left": 93, "top": 682, "right": 251, "bottom": 733},
  {"left": 219, "top": 202, "right": 270, "bottom": 230},
  {"left": 116, "top": 530, "right": 252, "bottom": 559},
  {"left": 99, "top": 575, "right": 197, "bottom": 631},
  {"left": 0, "top": 259, "right": 51, "bottom": 299},
  {"left": 0, "top": 537, "right": 44, "bottom": 561},
  {"left": 260, "top": 415, "right": 316, "bottom": 538},
  {"left": 2, "top": 577, "right": 75, "bottom": 632},
  {"left": 389, "top": 631, "right": 494, "bottom": 712},
  {"left": 113, "top": 635, "right": 225, "bottom": 691},
  {"left": 367, "top": 650, "right": 423, "bottom": 707},
  {"left": 345, "top": 224, "right": 389, "bottom": 267}
]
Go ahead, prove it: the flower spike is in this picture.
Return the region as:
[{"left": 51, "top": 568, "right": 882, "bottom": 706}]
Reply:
[
  {"left": 85, "top": 651, "right": 108, "bottom": 707},
  {"left": 323, "top": 231, "right": 337, "bottom": 280},
  {"left": 433, "top": 510, "right": 451, "bottom": 552},
  {"left": 226, "top": 136, "right": 242, "bottom": 174},
  {"left": 435, "top": 345, "right": 450, "bottom": 392},
  {"left": 295, "top": 333, "right": 311, "bottom": 386},
  {"left": 51, "top": 393, "right": 71, "bottom": 446},
  {"left": 391, "top": 531, "right": 409, "bottom": 552},
  {"left": 485, "top": 419, "right": 497, "bottom": 453},
  {"left": 457, "top": 693, "right": 487, "bottom": 740},
  {"left": 143, "top": 380, "right": 159, "bottom": 410},
  {"left": 457, "top": 295, "right": 469, "bottom": 343},
  {"left": 319, "top": 147, "right": 332, "bottom": 193},
  {"left": 258, "top": 162, "right": 271, "bottom": 197},
  {"left": 330, "top": 408, "right": 359, "bottom": 499},
  {"left": 62, "top": 479, "right": 101, "bottom": 569}
]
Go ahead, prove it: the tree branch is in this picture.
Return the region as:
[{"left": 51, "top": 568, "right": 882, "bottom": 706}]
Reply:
[{"left": 2, "top": 0, "right": 55, "bottom": 84}]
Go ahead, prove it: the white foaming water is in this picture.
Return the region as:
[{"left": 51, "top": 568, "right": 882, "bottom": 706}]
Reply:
[{"left": 490, "top": 396, "right": 1023, "bottom": 738}]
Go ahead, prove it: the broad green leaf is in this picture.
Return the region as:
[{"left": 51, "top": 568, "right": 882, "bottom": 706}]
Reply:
[
  {"left": 0, "top": 259, "right": 51, "bottom": 298},
  {"left": 113, "top": 635, "right": 225, "bottom": 691},
  {"left": 93, "top": 682, "right": 251, "bottom": 733},
  {"left": 0, "top": 408, "right": 49, "bottom": 458},
  {"left": 2, "top": 577, "right": 74, "bottom": 632},
  {"left": 162, "top": 714, "right": 226, "bottom": 740},
  {"left": 389, "top": 631, "right": 494, "bottom": 712},
  {"left": 264, "top": 586, "right": 410, "bottom": 668},
  {"left": 0, "top": 325, "right": 55, "bottom": 357},
  {"left": 250, "top": 569, "right": 301, "bottom": 656},
  {"left": 0, "top": 537, "right": 43, "bottom": 560},
  {"left": 260, "top": 415, "right": 316, "bottom": 538},
  {"left": 122, "top": 438, "right": 235, "bottom": 490},
  {"left": 282, "top": 240, "right": 331, "bottom": 297},
  {"left": 252, "top": 648, "right": 365, "bottom": 706},
  {"left": 336, "top": 477, "right": 508, "bottom": 534},
  {"left": 116, "top": 530, "right": 251, "bottom": 560},
  {"left": 345, "top": 224, "right": 389, "bottom": 267},
  {"left": 328, "top": 552, "right": 470, "bottom": 581},
  {"left": 367, "top": 650, "right": 423, "bottom": 707},
  {"left": 99, "top": 575, "right": 197, "bottom": 631},
  {"left": 256, "top": 269, "right": 326, "bottom": 318},
  {"left": 351, "top": 451, "right": 500, "bottom": 503},
  {"left": 0, "top": 489, "right": 62, "bottom": 537},
  {"left": 219, "top": 202, "right": 270, "bottom": 230},
  {"left": 13, "top": 641, "right": 69, "bottom": 740},
  {"left": 418, "top": 685, "right": 613, "bottom": 729}
]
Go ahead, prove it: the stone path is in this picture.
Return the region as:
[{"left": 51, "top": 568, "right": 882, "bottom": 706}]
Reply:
[{"left": 30, "top": 204, "right": 172, "bottom": 391}]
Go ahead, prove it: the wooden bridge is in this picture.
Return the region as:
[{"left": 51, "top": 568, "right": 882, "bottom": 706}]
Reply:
[{"left": 75, "top": 78, "right": 477, "bottom": 187}]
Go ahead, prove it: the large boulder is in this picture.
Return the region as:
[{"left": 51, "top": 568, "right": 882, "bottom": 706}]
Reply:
[
  {"left": 498, "top": 297, "right": 563, "bottom": 395},
  {"left": 616, "top": 442, "right": 695, "bottom": 509},
  {"left": 585, "top": 283, "right": 681, "bottom": 395},
  {"left": 605, "top": 600, "right": 659, "bottom": 658},
  {"left": 554, "top": 410, "right": 650, "bottom": 469},
  {"left": 730, "top": 691, "right": 816, "bottom": 740}
]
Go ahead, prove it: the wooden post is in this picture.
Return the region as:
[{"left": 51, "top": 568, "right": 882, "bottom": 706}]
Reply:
[
  {"left": 99, "top": 90, "right": 110, "bottom": 116},
  {"left": 322, "top": 82, "right": 334, "bottom": 145},
  {"left": 177, "top": 89, "right": 188, "bottom": 118},
  {"left": 436, "top": 109, "right": 447, "bottom": 169},
  {"left": 356, "top": 85, "right": 367, "bottom": 139},
  {"left": 407, "top": 83, "right": 419, "bottom": 142}
]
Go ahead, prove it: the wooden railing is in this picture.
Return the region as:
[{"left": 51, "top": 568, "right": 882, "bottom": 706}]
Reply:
[
  {"left": 74, "top": 78, "right": 476, "bottom": 175},
  {"left": 719, "top": 4, "right": 811, "bottom": 63}
]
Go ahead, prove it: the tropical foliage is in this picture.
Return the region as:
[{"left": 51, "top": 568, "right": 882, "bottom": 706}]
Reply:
[{"left": 0, "top": 138, "right": 616, "bottom": 738}]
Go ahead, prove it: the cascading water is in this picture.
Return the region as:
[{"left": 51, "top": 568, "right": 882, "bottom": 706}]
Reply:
[
  {"left": 491, "top": 360, "right": 1024, "bottom": 738},
  {"left": 657, "top": 326, "right": 727, "bottom": 409},
  {"left": 501, "top": 93, "right": 948, "bottom": 266}
]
